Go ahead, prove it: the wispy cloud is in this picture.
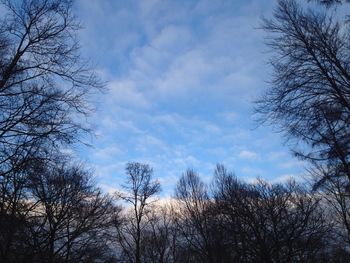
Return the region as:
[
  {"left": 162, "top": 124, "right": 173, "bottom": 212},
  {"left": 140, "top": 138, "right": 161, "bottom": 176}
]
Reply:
[
  {"left": 74, "top": 0, "right": 301, "bottom": 195},
  {"left": 239, "top": 150, "right": 260, "bottom": 160}
]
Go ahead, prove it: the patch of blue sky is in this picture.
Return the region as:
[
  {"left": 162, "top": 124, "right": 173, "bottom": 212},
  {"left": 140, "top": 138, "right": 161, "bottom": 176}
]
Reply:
[{"left": 74, "top": 0, "right": 306, "bottom": 196}]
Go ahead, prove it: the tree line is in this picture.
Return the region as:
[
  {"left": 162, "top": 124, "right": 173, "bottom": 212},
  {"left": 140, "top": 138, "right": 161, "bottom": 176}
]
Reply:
[
  {"left": 1, "top": 0, "right": 350, "bottom": 262},
  {"left": 4, "top": 158, "right": 350, "bottom": 263}
]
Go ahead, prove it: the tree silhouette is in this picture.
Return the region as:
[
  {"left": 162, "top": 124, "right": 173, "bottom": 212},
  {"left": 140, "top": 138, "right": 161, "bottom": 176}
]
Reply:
[
  {"left": 257, "top": 0, "right": 350, "bottom": 187},
  {"left": 0, "top": 0, "right": 102, "bottom": 177},
  {"left": 115, "top": 162, "right": 160, "bottom": 263}
]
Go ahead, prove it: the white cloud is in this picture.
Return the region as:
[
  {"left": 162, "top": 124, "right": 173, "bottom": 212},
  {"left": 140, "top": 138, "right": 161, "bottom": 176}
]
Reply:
[
  {"left": 239, "top": 150, "right": 259, "bottom": 160},
  {"left": 139, "top": 0, "right": 162, "bottom": 16},
  {"left": 93, "top": 145, "right": 124, "bottom": 162},
  {"left": 99, "top": 184, "right": 121, "bottom": 195},
  {"left": 279, "top": 160, "right": 305, "bottom": 169},
  {"left": 204, "top": 123, "right": 221, "bottom": 134},
  {"left": 74, "top": 0, "right": 303, "bottom": 195},
  {"left": 151, "top": 25, "right": 193, "bottom": 53},
  {"left": 108, "top": 80, "right": 150, "bottom": 109},
  {"left": 240, "top": 167, "right": 263, "bottom": 176},
  {"left": 267, "top": 151, "right": 288, "bottom": 161},
  {"left": 271, "top": 174, "right": 301, "bottom": 184},
  {"left": 220, "top": 111, "right": 238, "bottom": 122},
  {"left": 136, "top": 134, "right": 169, "bottom": 153}
]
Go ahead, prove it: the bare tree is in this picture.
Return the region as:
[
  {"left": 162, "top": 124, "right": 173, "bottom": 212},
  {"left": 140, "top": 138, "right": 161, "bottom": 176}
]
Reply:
[
  {"left": 213, "top": 164, "right": 331, "bottom": 263},
  {"left": 142, "top": 204, "right": 179, "bottom": 263},
  {"left": 0, "top": 1, "right": 103, "bottom": 260},
  {"left": 0, "top": 156, "right": 118, "bottom": 263},
  {"left": 115, "top": 162, "right": 160, "bottom": 263},
  {"left": 257, "top": 0, "right": 350, "bottom": 187},
  {"left": 174, "top": 169, "right": 219, "bottom": 263},
  {"left": 0, "top": 0, "right": 102, "bottom": 177},
  {"left": 309, "top": 165, "right": 350, "bottom": 248},
  {"left": 27, "top": 159, "right": 117, "bottom": 263},
  {"left": 309, "top": 0, "right": 350, "bottom": 6},
  {"left": 0, "top": 163, "right": 33, "bottom": 262},
  {"left": 212, "top": 164, "right": 253, "bottom": 262}
]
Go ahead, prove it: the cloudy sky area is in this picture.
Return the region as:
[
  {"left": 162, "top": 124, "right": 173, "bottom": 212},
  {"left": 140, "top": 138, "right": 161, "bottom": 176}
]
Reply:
[{"left": 74, "top": 0, "right": 305, "bottom": 195}]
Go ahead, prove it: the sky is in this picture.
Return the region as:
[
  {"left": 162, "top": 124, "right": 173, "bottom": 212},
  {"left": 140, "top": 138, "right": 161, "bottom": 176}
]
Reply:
[{"left": 73, "top": 0, "right": 306, "bottom": 195}]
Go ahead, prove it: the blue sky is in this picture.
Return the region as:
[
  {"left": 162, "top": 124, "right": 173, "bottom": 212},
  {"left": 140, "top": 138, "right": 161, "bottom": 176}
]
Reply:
[{"left": 74, "top": 0, "right": 306, "bottom": 195}]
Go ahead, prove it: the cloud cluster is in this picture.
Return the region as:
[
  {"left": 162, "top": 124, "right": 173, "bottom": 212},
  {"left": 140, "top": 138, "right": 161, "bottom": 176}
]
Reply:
[{"left": 75, "top": 0, "right": 304, "bottom": 195}]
